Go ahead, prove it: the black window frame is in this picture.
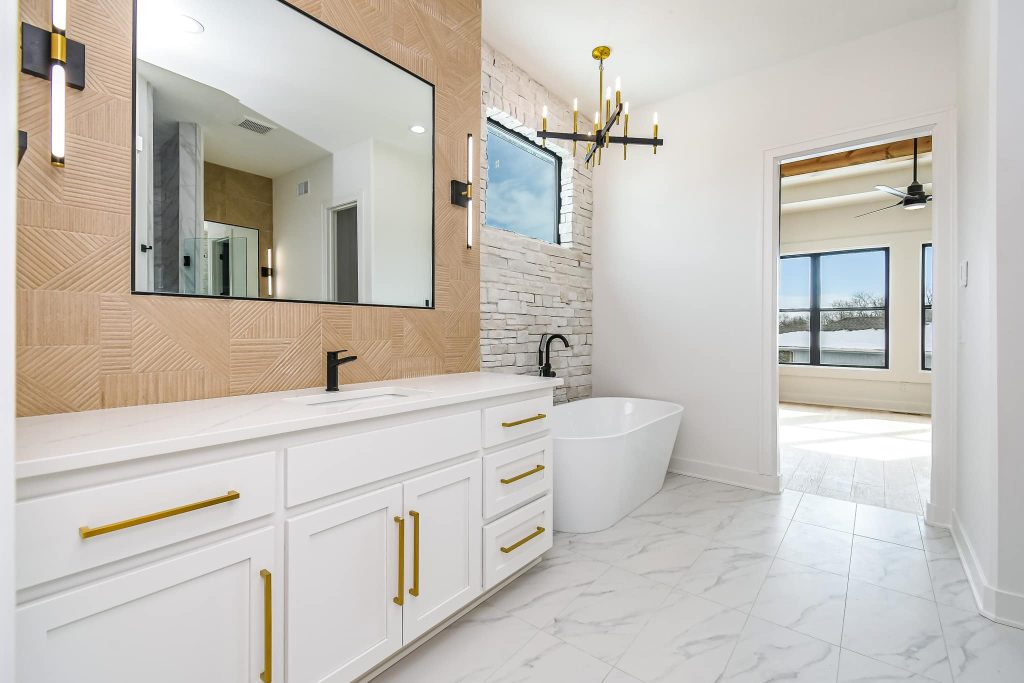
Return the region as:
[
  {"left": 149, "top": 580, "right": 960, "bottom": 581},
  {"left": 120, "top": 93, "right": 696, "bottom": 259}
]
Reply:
[
  {"left": 922, "top": 243, "right": 933, "bottom": 371},
  {"left": 484, "top": 118, "right": 562, "bottom": 245},
  {"left": 779, "top": 246, "right": 890, "bottom": 369}
]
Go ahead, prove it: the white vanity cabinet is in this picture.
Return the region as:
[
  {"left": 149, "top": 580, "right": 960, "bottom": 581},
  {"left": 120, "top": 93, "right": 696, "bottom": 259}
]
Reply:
[
  {"left": 17, "top": 528, "right": 275, "bottom": 683},
  {"left": 15, "top": 372, "right": 559, "bottom": 683}
]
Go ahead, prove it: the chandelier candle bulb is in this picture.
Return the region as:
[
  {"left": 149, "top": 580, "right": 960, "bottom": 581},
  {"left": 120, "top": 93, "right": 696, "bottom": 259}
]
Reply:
[
  {"left": 653, "top": 112, "right": 659, "bottom": 155},
  {"left": 614, "top": 77, "right": 622, "bottom": 123},
  {"left": 604, "top": 87, "right": 612, "bottom": 127},
  {"left": 623, "top": 103, "right": 630, "bottom": 160},
  {"left": 541, "top": 105, "right": 548, "bottom": 148}
]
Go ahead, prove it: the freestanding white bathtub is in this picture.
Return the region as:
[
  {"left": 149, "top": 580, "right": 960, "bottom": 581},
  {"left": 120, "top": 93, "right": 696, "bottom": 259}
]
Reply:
[{"left": 550, "top": 397, "right": 683, "bottom": 533}]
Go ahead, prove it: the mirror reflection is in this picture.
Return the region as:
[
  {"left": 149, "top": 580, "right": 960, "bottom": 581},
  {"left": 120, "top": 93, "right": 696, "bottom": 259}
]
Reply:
[{"left": 133, "top": 0, "right": 434, "bottom": 307}]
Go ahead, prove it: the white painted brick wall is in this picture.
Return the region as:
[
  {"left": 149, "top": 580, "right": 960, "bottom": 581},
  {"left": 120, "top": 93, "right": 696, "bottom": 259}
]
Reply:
[{"left": 480, "top": 42, "right": 595, "bottom": 403}]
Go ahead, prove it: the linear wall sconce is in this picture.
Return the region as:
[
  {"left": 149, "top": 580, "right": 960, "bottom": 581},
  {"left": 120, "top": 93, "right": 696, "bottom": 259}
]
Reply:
[
  {"left": 261, "top": 248, "right": 275, "bottom": 296},
  {"left": 450, "top": 134, "right": 474, "bottom": 248},
  {"left": 21, "top": 0, "right": 86, "bottom": 167}
]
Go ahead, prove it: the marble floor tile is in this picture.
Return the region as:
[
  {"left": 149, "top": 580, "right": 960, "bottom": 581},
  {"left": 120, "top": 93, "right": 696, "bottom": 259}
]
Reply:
[
  {"left": 794, "top": 493, "right": 857, "bottom": 533},
  {"left": 686, "top": 480, "right": 774, "bottom": 505},
  {"left": 719, "top": 616, "right": 840, "bottom": 682},
  {"left": 751, "top": 558, "right": 848, "bottom": 645},
  {"left": 567, "top": 517, "right": 668, "bottom": 564},
  {"left": 776, "top": 520, "right": 853, "bottom": 576},
  {"left": 487, "top": 631, "right": 612, "bottom": 683},
  {"left": 374, "top": 603, "right": 537, "bottom": 683},
  {"left": 612, "top": 528, "right": 709, "bottom": 587},
  {"left": 919, "top": 521, "right": 958, "bottom": 559},
  {"left": 661, "top": 473, "right": 706, "bottom": 491},
  {"left": 656, "top": 497, "right": 742, "bottom": 538},
  {"left": 851, "top": 482, "right": 887, "bottom": 507},
  {"left": 842, "top": 580, "right": 951, "bottom": 682},
  {"left": 627, "top": 487, "right": 693, "bottom": 526},
  {"left": 927, "top": 555, "right": 976, "bottom": 612},
  {"left": 601, "top": 669, "right": 643, "bottom": 683},
  {"left": 939, "top": 603, "right": 1024, "bottom": 683},
  {"left": 735, "top": 488, "right": 803, "bottom": 519},
  {"left": 815, "top": 418, "right": 926, "bottom": 436},
  {"left": 850, "top": 536, "right": 933, "bottom": 599},
  {"left": 710, "top": 507, "right": 792, "bottom": 555},
  {"left": 487, "top": 552, "right": 610, "bottom": 629},
  {"left": 837, "top": 649, "right": 937, "bottom": 682},
  {"left": 615, "top": 592, "right": 746, "bottom": 683},
  {"left": 545, "top": 566, "right": 672, "bottom": 665},
  {"left": 854, "top": 504, "right": 923, "bottom": 549},
  {"left": 854, "top": 458, "right": 885, "bottom": 487},
  {"left": 675, "top": 543, "right": 773, "bottom": 612}
]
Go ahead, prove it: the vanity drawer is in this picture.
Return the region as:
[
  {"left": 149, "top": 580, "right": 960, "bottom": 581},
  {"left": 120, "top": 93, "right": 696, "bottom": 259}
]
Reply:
[
  {"left": 482, "top": 495, "right": 553, "bottom": 589},
  {"left": 16, "top": 452, "right": 275, "bottom": 589},
  {"left": 482, "top": 395, "right": 553, "bottom": 448},
  {"left": 483, "top": 437, "right": 552, "bottom": 519},
  {"left": 286, "top": 411, "right": 481, "bottom": 506}
]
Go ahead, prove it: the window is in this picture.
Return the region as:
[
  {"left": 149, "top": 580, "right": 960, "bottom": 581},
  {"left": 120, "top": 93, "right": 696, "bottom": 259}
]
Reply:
[
  {"left": 485, "top": 120, "right": 561, "bottom": 243},
  {"left": 922, "top": 243, "right": 933, "bottom": 370},
  {"left": 779, "top": 248, "right": 889, "bottom": 368}
]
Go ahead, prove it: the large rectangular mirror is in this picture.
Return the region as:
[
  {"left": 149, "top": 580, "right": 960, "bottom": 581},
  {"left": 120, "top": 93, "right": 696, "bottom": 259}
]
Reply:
[{"left": 133, "top": 0, "right": 434, "bottom": 307}]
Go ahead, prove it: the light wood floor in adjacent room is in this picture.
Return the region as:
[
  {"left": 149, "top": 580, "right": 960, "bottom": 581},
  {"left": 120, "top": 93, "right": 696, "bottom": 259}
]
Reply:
[{"left": 779, "top": 403, "right": 931, "bottom": 515}]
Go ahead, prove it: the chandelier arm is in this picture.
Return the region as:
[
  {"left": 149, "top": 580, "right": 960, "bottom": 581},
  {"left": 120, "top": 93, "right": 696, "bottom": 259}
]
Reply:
[{"left": 583, "top": 103, "right": 624, "bottom": 165}]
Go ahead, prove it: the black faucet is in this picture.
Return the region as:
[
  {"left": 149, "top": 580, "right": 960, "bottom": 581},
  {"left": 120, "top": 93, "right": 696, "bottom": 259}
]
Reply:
[
  {"left": 326, "top": 350, "right": 358, "bottom": 391},
  {"left": 538, "top": 334, "right": 570, "bottom": 377}
]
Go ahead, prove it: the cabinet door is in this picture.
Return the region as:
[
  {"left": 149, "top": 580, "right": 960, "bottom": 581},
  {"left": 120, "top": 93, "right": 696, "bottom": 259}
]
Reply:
[
  {"left": 401, "top": 460, "right": 482, "bottom": 642},
  {"left": 287, "top": 485, "right": 404, "bottom": 683},
  {"left": 17, "top": 528, "right": 275, "bottom": 683}
]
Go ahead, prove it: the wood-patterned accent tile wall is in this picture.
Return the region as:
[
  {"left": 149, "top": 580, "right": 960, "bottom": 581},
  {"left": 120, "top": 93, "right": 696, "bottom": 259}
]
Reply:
[
  {"left": 204, "top": 162, "right": 275, "bottom": 299},
  {"left": 16, "top": 0, "right": 481, "bottom": 416}
]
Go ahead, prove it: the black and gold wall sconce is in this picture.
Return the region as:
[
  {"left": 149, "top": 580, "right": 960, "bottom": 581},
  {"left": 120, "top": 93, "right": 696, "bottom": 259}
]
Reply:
[
  {"left": 450, "top": 134, "right": 474, "bottom": 248},
  {"left": 20, "top": 0, "right": 86, "bottom": 167}
]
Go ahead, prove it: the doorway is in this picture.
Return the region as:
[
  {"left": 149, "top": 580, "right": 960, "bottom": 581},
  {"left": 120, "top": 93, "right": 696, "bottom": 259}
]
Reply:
[
  {"left": 760, "top": 112, "right": 956, "bottom": 527},
  {"left": 330, "top": 203, "right": 359, "bottom": 302}
]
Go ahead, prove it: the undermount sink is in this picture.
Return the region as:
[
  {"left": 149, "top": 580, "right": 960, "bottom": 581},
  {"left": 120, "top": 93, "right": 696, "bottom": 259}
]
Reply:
[{"left": 284, "top": 386, "right": 430, "bottom": 408}]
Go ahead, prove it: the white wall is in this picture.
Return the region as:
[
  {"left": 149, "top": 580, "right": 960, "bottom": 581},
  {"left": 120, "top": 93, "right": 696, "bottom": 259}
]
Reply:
[
  {"left": 954, "top": 0, "right": 1024, "bottom": 627},
  {"left": 592, "top": 12, "right": 957, "bottom": 488},
  {"left": 779, "top": 165, "right": 933, "bottom": 414},
  {"left": 2, "top": 0, "right": 17, "bottom": 674},
  {"left": 371, "top": 141, "right": 432, "bottom": 306},
  {"left": 272, "top": 155, "right": 332, "bottom": 301}
]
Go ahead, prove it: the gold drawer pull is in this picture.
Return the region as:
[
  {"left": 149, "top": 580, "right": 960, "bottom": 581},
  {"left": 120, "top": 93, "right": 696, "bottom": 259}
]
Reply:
[
  {"left": 501, "top": 526, "right": 546, "bottom": 554},
  {"left": 500, "top": 464, "right": 546, "bottom": 485},
  {"left": 409, "top": 510, "right": 421, "bottom": 597},
  {"left": 78, "top": 490, "right": 241, "bottom": 539},
  {"left": 393, "top": 516, "right": 405, "bottom": 606},
  {"left": 260, "top": 569, "right": 272, "bottom": 683},
  {"left": 501, "top": 413, "right": 546, "bottom": 428}
]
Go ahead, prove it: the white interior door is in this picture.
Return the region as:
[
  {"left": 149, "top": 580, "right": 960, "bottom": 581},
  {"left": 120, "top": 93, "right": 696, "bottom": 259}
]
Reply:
[
  {"left": 401, "top": 460, "right": 482, "bottom": 642},
  {"left": 17, "top": 528, "right": 274, "bottom": 683},
  {"left": 286, "top": 485, "right": 403, "bottom": 683}
]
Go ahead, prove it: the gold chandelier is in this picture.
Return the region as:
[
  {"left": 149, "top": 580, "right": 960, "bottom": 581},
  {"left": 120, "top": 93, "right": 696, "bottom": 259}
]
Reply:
[{"left": 536, "top": 45, "right": 663, "bottom": 168}]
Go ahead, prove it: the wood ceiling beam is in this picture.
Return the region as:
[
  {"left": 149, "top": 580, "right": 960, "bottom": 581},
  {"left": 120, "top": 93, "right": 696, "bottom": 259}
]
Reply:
[{"left": 781, "top": 136, "right": 932, "bottom": 178}]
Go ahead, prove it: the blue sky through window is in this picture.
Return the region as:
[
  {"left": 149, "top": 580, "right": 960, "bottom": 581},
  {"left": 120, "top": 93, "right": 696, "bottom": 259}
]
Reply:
[
  {"left": 485, "top": 123, "right": 559, "bottom": 242},
  {"left": 781, "top": 250, "right": 886, "bottom": 308}
]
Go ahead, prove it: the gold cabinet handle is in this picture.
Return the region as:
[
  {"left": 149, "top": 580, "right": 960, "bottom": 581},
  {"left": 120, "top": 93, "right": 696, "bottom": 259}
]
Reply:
[
  {"left": 500, "top": 526, "right": 546, "bottom": 554},
  {"left": 501, "top": 413, "right": 546, "bottom": 428},
  {"left": 393, "top": 516, "right": 405, "bottom": 606},
  {"left": 500, "top": 464, "right": 546, "bottom": 485},
  {"left": 409, "top": 510, "right": 420, "bottom": 597},
  {"left": 260, "top": 569, "right": 272, "bottom": 683},
  {"left": 78, "top": 490, "right": 240, "bottom": 539}
]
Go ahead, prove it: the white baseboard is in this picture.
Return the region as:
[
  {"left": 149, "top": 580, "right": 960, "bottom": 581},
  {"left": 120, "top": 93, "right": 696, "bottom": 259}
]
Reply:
[
  {"left": 925, "top": 501, "right": 952, "bottom": 527},
  {"left": 669, "top": 457, "right": 780, "bottom": 494},
  {"left": 952, "top": 510, "right": 1024, "bottom": 629},
  {"left": 779, "top": 391, "right": 930, "bottom": 416}
]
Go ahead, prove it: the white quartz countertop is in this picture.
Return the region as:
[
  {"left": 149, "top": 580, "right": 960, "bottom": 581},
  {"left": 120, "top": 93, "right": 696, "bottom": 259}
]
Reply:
[{"left": 16, "top": 372, "right": 562, "bottom": 478}]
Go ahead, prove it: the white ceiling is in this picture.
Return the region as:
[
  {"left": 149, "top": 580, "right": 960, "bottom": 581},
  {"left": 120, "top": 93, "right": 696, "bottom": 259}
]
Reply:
[
  {"left": 483, "top": 0, "right": 956, "bottom": 110},
  {"left": 137, "top": 0, "right": 432, "bottom": 177}
]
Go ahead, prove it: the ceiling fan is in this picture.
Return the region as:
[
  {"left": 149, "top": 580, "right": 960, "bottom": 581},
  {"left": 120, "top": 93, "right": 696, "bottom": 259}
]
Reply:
[{"left": 856, "top": 137, "right": 933, "bottom": 218}]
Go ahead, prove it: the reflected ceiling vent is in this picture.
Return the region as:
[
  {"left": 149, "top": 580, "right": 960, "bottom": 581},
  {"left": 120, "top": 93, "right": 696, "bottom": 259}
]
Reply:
[{"left": 235, "top": 116, "right": 275, "bottom": 135}]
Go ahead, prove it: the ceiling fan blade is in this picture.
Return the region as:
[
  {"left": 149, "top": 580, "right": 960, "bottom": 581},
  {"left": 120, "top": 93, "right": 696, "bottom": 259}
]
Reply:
[
  {"left": 855, "top": 201, "right": 903, "bottom": 218},
  {"left": 927, "top": 194, "right": 934, "bottom": 201},
  {"left": 875, "top": 185, "right": 909, "bottom": 199}
]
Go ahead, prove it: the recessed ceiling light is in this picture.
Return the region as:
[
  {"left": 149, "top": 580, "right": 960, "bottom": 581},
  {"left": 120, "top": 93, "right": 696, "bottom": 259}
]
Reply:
[
  {"left": 176, "top": 14, "right": 205, "bottom": 34},
  {"left": 410, "top": 125, "right": 426, "bottom": 134}
]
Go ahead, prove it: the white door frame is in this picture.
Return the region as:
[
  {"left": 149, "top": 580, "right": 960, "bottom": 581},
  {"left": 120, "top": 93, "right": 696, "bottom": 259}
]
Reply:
[
  {"left": 760, "top": 110, "right": 957, "bottom": 526},
  {"left": 322, "top": 193, "right": 370, "bottom": 303}
]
